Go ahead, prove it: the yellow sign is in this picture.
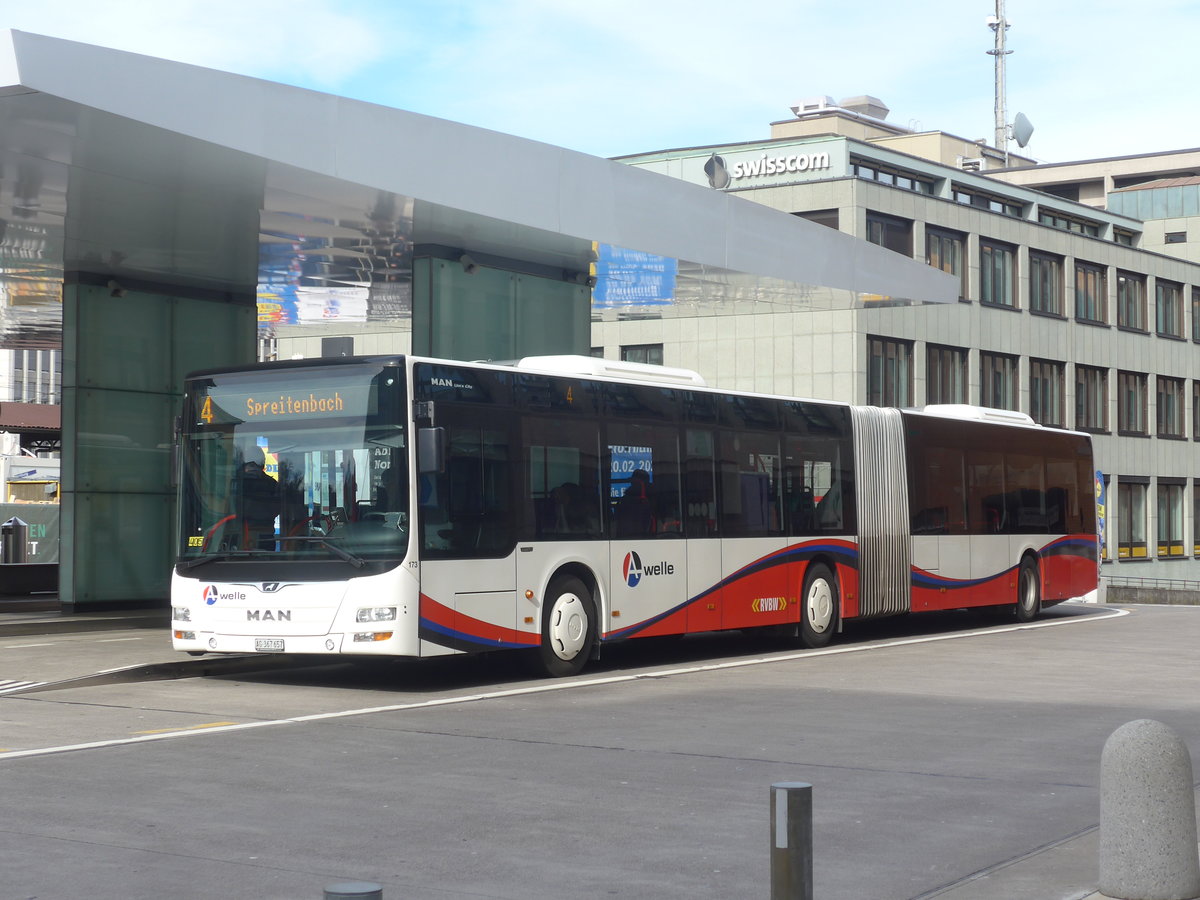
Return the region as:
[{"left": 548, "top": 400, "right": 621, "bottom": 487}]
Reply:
[{"left": 245, "top": 392, "right": 345, "bottom": 418}]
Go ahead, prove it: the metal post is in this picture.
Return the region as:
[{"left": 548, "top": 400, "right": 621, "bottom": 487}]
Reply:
[
  {"left": 1, "top": 517, "right": 28, "bottom": 563},
  {"left": 770, "top": 781, "right": 813, "bottom": 900},
  {"left": 324, "top": 883, "right": 382, "bottom": 900}
]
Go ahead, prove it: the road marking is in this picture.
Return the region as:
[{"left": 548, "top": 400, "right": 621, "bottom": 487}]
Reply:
[
  {"left": 0, "top": 607, "right": 1129, "bottom": 761},
  {"left": 0, "top": 680, "right": 47, "bottom": 695},
  {"left": 132, "top": 721, "right": 240, "bottom": 735},
  {"left": 3, "top": 643, "right": 57, "bottom": 649},
  {"left": 96, "top": 637, "right": 145, "bottom": 643}
]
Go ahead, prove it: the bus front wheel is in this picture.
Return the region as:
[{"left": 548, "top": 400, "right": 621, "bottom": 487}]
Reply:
[
  {"left": 801, "top": 563, "right": 838, "bottom": 649},
  {"left": 1015, "top": 557, "right": 1041, "bottom": 623},
  {"left": 538, "top": 575, "right": 596, "bottom": 677}
]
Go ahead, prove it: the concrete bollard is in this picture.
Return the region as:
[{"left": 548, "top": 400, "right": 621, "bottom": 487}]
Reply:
[
  {"left": 324, "top": 883, "right": 382, "bottom": 900},
  {"left": 770, "top": 781, "right": 813, "bottom": 900},
  {"left": 1099, "top": 719, "right": 1200, "bottom": 900}
]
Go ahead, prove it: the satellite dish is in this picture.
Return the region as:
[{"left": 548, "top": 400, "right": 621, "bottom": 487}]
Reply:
[{"left": 1012, "top": 111, "right": 1034, "bottom": 148}]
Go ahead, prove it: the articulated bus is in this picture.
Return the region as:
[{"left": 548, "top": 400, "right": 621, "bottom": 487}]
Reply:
[{"left": 171, "top": 354, "right": 1099, "bottom": 676}]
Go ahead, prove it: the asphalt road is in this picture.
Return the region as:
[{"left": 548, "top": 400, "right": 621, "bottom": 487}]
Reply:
[{"left": 1, "top": 603, "right": 1197, "bottom": 900}]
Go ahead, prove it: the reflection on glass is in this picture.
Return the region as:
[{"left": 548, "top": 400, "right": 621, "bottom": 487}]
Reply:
[{"left": 178, "top": 366, "right": 408, "bottom": 564}]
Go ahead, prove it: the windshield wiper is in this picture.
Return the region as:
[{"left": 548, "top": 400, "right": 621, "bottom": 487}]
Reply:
[
  {"left": 178, "top": 550, "right": 270, "bottom": 571},
  {"left": 278, "top": 535, "right": 368, "bottom": 569}
]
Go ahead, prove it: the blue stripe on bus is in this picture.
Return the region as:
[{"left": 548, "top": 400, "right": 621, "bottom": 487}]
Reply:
[{"left": 418, "top": 619, "right": 532, "bottom": 651}]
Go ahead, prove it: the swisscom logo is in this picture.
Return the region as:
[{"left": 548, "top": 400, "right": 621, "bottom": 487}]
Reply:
[{"left": 622, "top": 551, "right": 675, "bottom": 588}]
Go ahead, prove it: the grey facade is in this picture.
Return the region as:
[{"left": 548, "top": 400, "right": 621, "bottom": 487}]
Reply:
[{"left": 616, "top": 133, "right": 1200, "bottom": 579}]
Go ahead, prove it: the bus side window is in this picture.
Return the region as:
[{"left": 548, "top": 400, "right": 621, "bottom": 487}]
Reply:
[
  {"left": 785, "top": 436, "right": 844, "bottom": 535},
  {"left": 684, "top": 429, "right": 718, "bottom": 538},
  {"left": 420, "top": 418, "right": 515, "bottom": 557},
  {"left": 909, "top": 445, "right": 966, "bottom": 535},
  {"left": 523, "top": 415, "right": 602, "bottom": 540},
  {"left": 967, "top": 449, "right": 1007, "bottom": 534},
  {"left": 606, "top": 423, "right": 681, "bottom": 538}
]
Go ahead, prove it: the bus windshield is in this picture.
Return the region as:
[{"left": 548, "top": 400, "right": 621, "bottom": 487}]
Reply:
[{"left": 177, "top": 363, "right": 408, "bottom": 566}]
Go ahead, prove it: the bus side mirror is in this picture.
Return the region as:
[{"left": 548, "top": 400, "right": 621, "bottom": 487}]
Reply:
[{"left": 418, "top": 427, "right": 446, "bottom": 474}]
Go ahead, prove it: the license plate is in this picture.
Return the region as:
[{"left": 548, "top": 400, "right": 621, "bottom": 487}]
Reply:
[{"left": 254, "top": 638, "right": 285, "bottom": 652}]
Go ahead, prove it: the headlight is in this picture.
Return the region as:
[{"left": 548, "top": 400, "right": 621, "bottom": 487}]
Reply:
[
  {"left": 172, "top": 606, "right": 191, "bottom": 622},
  {"left": 356, "top": 607, "right": 397, "bottom": 623}
]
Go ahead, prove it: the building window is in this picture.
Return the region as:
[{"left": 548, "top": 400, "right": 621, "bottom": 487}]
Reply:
[
  {"left": 589, "top": 346, "right": 604, "bottom": 358},
  {"left": 1117, "top": 371, "right": 1147, "bottom": 435},
  {"left": 1157, "top": 482, "right": 1185, "bottom": 557},
  {"left": 865, "top": 212, "right": 913, "bottom": 256},
  {"left": 1039, "top": 210, "right": 1101, "bottom": 237},
  {"left": 1117, "top": 481, "right": 1147, "bottom": 559},
  {"left": 980, "top": 240, "right": 1016, "bottom": 308},
  {"left": 1075, "top": 261, "right": 1107, "bottom": 323},
  {"left": 980, "top": 351, "right": 1019, "bottom": 410},
  {"left": 1116, "top": 272, "right": 1146, "bottom": 332},
  {"left": 620, "top": 344, "right": 663, "bottom": 365},
  {"left": 9, "top": 348, "right": 62, "bottom": 405},
  {"left": 1029, "top": 252, "right": 1064, "bottom": 316},
  {"left": 927, "top": 344, "right": 967, "bottom": 404},
  {"left": 1194, "top": 381, "right": 1200, "bottom": 440},
  {"left": 867, "top": 336, "right": 913, "bottom": 407},
  {"left": 794, "top": 209, "right": 839, "bottom": 230},
  {"left": 953, "top": 186, "right": 1023, "bottom": 218},
  {"left": 1155, "top": 280, "right": 1184, "bottom": 338},
  {"left": 1165, "top": 231, "right": 1187, "bottom": 244},
  {"left": 1076, "top": 365, "right": 1108, "bottom": 432},
  {"left": 1194, "top": 481, "right": 1200, "bottom": 557},
  {"left": 1157, "top": 376, "right": 1185, "bottom": 438},
  {"left": 926, "top": 228, "right": 967, "bottom": 300},
  {"left": 1193, "top": 288, "right": 1200, "bottom": 342},
  {"left": 1113, "top": 229, "right": 1135, "bottom": 247},
  {"left": 1030, "top": 359, "right": 1065, "bottom": 427},
  {"left": 852, "top": 160, "right": 934, "bottom": 194}
]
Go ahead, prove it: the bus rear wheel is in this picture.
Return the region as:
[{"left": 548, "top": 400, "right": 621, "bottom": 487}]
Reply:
[
  {"left": 538, "top": 575, "right": 596, "bottom": 677},
  {"left": 1015, "top": 557, "right": 1041, "bottom": 623},
  {"left": 801, "top": 563, "right": 838, "bottom": 649}
]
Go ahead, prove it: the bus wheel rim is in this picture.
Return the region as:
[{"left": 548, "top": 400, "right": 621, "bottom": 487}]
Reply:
[
  {"left": 548, "top": 593, "right": 587, "bottom": 660},
  {"left": 1020, "top": 568, "right": 1037, "bottom": 611},
  {"left": 807, "top": 580, "right": 833, "bottom": 634}
]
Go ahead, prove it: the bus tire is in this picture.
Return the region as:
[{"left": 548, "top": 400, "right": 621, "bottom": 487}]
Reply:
[
  {"left": 538, "top": 575, "right": 596, "bottom": 677},
  {"left": 800, "top": 563, "right": 838, "bottom": 649},
  {"left": 1015, "top": 556, "right": 1041, "bottom": 623}
]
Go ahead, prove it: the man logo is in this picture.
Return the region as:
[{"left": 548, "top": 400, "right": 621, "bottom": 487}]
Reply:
[
  {"left": 623, "top": 551, "right": 643, "bottom": 588},
  {"left": 203, "top": 585, "right": 219, "bottom": 606},
  {"left": 704, "top": 153, "right": 730, "bottom": 190}
]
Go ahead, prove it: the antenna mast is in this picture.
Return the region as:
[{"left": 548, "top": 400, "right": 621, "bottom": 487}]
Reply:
[{"left": 987, "top": 0, "right": 1012, "bottom": 160}]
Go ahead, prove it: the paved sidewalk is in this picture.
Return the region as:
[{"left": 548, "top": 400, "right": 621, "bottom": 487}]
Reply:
[{"left": 0, "top": 594, "right": 167, "bottom": 637}]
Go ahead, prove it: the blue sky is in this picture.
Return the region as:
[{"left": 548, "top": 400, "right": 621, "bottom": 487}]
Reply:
[{"left": 7, "top": 0, "right": 1199, "bottom": 163}]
